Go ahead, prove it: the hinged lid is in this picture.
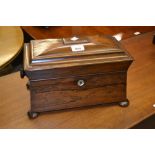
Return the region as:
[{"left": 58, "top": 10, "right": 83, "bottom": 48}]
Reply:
[{"left": 24, "top": 35, "right": 133, "bottom": 72}]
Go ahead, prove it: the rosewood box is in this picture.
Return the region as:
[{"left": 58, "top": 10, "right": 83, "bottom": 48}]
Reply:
[{"left": 20, "top": 35, "right": 133, "bottom": 118}]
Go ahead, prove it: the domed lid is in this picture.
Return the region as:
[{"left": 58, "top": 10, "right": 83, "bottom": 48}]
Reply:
[{"left": 24, "top": 35, "right": 133, "bottom": 71}]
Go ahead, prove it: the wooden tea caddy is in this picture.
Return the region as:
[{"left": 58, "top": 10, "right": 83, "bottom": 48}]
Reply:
[{"left": 20, "top": 35, "right": 133, "bottom": 118}]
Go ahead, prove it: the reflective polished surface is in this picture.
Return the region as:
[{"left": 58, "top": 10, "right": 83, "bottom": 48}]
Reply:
[
  {"left": 22, "top": 26, "right": 155, "bottom": 40},
  {"left": 0, "top": 26, "right": 24, "bottom": 69}
]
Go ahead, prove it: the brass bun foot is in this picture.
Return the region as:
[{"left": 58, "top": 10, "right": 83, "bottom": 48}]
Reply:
[
  {"left": 119, "top": 100, "right": 129, "bottom": 107},
  {"left": 27, "top": 111, "right": 39, "bottom": 119}
]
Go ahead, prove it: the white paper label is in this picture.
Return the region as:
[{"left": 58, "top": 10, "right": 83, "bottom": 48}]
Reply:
[{"left": 71, "top": 45, "right": 85, "bottom": 52}]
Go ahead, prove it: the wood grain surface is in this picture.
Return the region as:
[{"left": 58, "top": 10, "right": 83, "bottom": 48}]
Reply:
[
  {"left": 0, "top": 31, "right": 155, "bottom": 128},
  {"left": 24, "top": 35, "right": 132, "bottom": 116},
  {"left": 22, "top": 26, "right": 155, "bottom": 40}
]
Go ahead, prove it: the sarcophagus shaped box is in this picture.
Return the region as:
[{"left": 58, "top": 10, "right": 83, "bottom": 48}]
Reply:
[{"left": 20, "top": 35, "right": 133, "bottom": 118}]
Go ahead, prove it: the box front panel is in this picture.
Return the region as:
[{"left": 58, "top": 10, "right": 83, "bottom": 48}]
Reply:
[
  {"left": 30, "top": 72, "right": 127, "bottom": 112},
  {"left": 31, "top": 84, "right": 126, "bottom": 112}
]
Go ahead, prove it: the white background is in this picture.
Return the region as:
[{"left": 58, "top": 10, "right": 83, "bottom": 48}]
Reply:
[
  {"left": 1, "top": 130, "right": 155, "bottom": 155},
  {"left": 0, "top": 0, "right": 155, "bottom": 25},
  {"left": 0, "top": 0, "right": 155, "bottom": 155}
]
